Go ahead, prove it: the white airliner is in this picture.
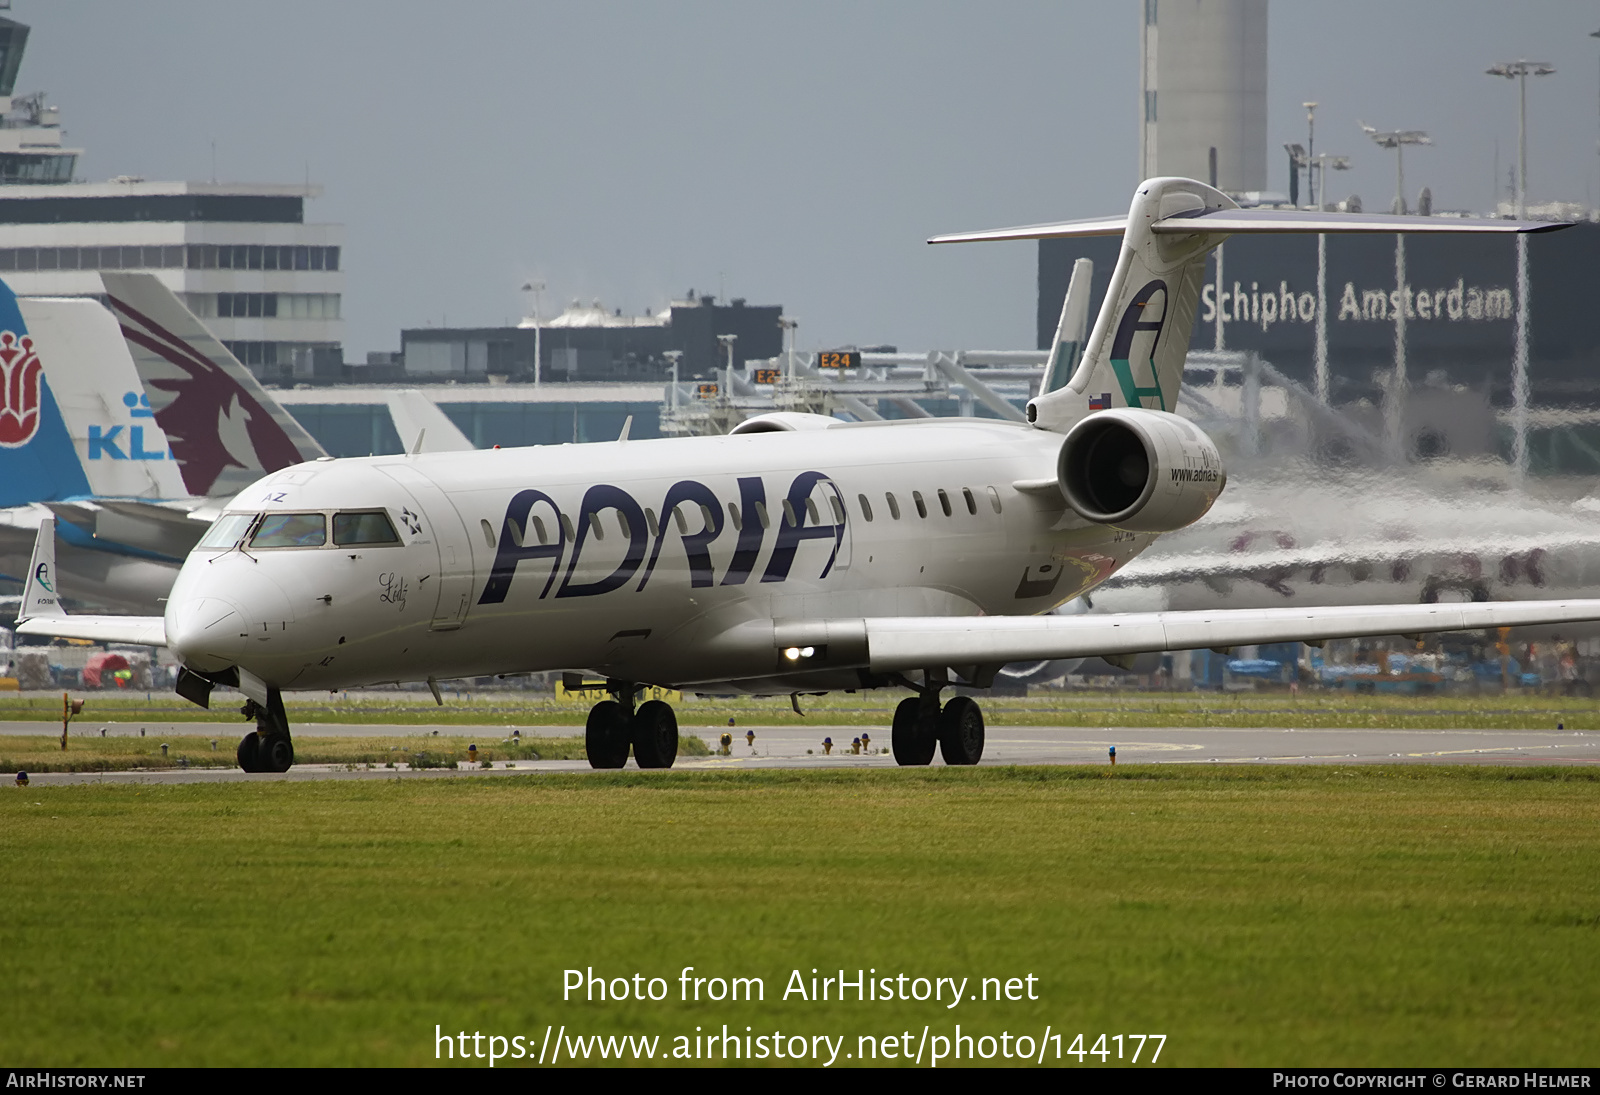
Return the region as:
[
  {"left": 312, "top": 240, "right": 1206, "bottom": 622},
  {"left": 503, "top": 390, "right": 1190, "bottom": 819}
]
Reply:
[{"left": 17, "top": 177, "right": 1600, "bottom": 773}]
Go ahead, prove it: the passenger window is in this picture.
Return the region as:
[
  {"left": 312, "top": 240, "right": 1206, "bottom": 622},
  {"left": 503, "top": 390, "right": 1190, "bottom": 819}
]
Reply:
[
  {"left": 617, "top": 511, "right": 631, "bottom": 538},
  {"left": 963, "top": 487, "right": 977, "bottom": 515},
  {"left": 479, "top": 519, "right": 495, "bottom": 549},
  {"left": 645, "top": 508, "right": 660, "bottom": 538},
  {"left": 755, "top": 501, "right": 771, "bottom": 529},
  {"left": 987, "top": 486, "right": 1002, "bottom": 513},
  {"left": 699, "top": 503, "right": 715, "bottom": 529},
  {"left": 728, "top": 502, "right": 742, "bottom": 532},
  {"left": 673, "top": 506, "right": 688, "bottom": 534},
  {"left": 333, "top": 511, "right": 400, "bottom": 546},
  {"left": 912, "top": 491, "right": 928, "bottom": 519},
  {"left": 829, "top": 496, "right": 844, "bottom": 523},
  {"left": 782, "top": 499, "right": 798, "bottom": 527},
  {"left": 559, "top": 515, "right": 575, "bottom": 542},
  {"left": 198, "top": 511, "right": 258, "bottom": 549},
  {"left": 251, "top": 512, "right": 326, "bottom": 548},
  {"left": 886, "top": 493, "right": 901, "bottom": 520},
  {"left": 858, "top": 494, "right": 874, "bottom": 522},
  {"left": 937, "top": 489, "right": 952, "bottom": 517},
  {"left": 589, "top": 513, "right": 605, "bottom": 540},
  {"left": 531, "top": 516, "right": 548, "bottom": 545},
  {"left": 805, "top": 498, "right": 820, "bottom": 525}
]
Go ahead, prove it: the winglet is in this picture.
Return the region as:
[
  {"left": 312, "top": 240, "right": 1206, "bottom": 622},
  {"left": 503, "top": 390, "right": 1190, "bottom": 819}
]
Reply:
[{"left": 19, "top": 517, "right": 65, "bottom": 620}]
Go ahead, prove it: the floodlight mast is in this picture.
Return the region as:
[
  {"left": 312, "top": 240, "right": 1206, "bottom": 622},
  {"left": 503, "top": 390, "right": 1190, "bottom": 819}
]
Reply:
[
  {"left": 1360, "top": 122, "right": 1431, "bottom": 215},
  {"left": 1303, "top": 101, "right": 1318, "bottom": 206},
  {"left": 1486, "top": 59, "right": 1555, "bottom": 219},
  {"left": 522, "top": 280, "right": 545, "bottom": 387}
]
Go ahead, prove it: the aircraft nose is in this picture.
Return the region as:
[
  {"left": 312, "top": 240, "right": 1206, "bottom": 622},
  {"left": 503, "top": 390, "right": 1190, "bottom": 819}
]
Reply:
[{"left": 165, "top": 595, "right": 248, "bottom": 672}]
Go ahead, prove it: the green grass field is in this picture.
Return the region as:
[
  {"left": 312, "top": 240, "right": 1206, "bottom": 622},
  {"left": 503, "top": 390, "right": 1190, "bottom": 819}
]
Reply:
[
  {"left": 1, "top": 686, "right": 1595, "bottom": 731},
  {"left": 3, "top": 766, "right": 1597, "bottom": 1067},
  {"left": 0, "top": 733, "right": 711, "bottom": 773}
]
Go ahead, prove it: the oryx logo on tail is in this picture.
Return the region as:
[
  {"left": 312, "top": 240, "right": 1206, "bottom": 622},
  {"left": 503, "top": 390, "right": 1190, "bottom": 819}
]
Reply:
[
  {"left": 1108, "top": 279, "right": 1169, "bottom": 411},
  {"left": 0, "top": 331, "right": 43, "bottom": 447}
]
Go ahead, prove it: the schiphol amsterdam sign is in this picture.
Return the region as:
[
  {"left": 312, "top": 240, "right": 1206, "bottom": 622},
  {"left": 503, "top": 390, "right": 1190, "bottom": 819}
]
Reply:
[{"left": 1200, "top": 277, "right": 1514, "bottom": 334}]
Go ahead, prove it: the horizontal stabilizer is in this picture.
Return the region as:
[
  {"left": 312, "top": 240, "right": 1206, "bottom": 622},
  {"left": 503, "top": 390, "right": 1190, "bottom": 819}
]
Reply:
[
  {"left": 931, "top": 205, "right": 1568, "bottom": 245},
  {"left": 14, "top": 614, "right": 168, "bottom": 647},
  {"left": 854, "top": 599, "right": 1600, "bottom": 673}
]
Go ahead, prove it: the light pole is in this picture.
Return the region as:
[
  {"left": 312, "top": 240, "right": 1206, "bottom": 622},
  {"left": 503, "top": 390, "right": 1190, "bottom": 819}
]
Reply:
[
  {"left": 1303, "top": 101, "right": 1318, "bottom": 206},
  {"left": 1284, "top": 143, "right": 1307, "bottom": 207},
  {"left": 1486, "top": 59, "right": 1555, "bottom": 219},
  {"left": 522, "top": 281, "right": 545, "bottom": 387},
  {"left": 1359, "top": 123, "right": 1431, "bottom": 215},
  {"left": 778, "top": 316, "right": 798, "bottom": 380},
  {"left": 717, "top": 333, "right": 737, "bottom": 402}
]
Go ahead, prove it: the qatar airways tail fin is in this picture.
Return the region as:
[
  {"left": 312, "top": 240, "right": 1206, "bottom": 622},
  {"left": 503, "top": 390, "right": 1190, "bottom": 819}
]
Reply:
[{"left": 100, "top": 272, "right": 326, "bottom": 498}]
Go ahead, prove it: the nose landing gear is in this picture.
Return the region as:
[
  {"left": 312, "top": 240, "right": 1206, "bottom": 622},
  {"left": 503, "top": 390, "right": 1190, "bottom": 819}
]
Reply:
[
  {"left": 890, "top": 673, "right": 985, "bottom": 766},
  {"left": 237, "top": 687, "right": 294, "bottom": 773},
  {"left": 583, "top": 681, "right": 679, "bottom": 770}
]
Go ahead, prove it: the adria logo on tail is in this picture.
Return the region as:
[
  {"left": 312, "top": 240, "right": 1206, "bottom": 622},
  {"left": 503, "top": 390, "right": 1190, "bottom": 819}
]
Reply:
[{"left": 1108, "top": 279, "right": 1170, "bottom": 411}]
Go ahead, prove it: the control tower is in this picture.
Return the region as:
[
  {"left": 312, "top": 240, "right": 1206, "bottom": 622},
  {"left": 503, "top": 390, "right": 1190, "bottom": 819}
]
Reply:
[{"left": 1138, "top": 0, "right": 1268, "bottom": 194}]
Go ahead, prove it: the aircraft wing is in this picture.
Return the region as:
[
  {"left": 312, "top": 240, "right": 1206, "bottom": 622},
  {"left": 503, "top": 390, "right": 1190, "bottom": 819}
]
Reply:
[{"left": 852, "top": 599, "right": 1600, "bottom": 672}]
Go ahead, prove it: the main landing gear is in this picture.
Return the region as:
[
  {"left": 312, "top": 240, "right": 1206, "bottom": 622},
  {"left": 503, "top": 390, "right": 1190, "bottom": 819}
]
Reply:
[
  {"left": 585, "top": 681, "right": 678, "bottom": 770},
  {"left": 890, "top": 672, "right": 984, "bottom": 766},
  {"left": 237, "top": 687, "right": 294, "bottom": 773}
]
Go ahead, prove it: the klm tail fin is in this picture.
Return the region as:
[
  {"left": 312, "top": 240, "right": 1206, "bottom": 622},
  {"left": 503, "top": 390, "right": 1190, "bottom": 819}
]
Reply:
[
  {"left": 1039, "top": 258, "right": 1093, "bottom": 396},
  {"left": 99, "top": 273, "right": 327, "bottom": 498},
  {"left": 18, "top": 296, "right": 190, "bottom": 500}
]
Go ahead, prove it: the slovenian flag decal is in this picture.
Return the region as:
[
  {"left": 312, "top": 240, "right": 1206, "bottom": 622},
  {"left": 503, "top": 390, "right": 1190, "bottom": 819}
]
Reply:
[{"left": 1088, "top": 392, "right": 1111, "bottom": 410}]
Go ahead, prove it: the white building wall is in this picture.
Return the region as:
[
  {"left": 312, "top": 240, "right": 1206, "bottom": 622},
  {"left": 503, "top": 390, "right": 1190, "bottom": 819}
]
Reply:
[{"left": 0, "top": 183, "right": 344, "bottom": 355}]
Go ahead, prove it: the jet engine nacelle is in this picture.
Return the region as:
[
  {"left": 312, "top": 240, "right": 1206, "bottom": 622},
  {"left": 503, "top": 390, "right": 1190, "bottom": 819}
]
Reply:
[{"left": 1057, "top": 408, "right": 1225, "bottom": 533}]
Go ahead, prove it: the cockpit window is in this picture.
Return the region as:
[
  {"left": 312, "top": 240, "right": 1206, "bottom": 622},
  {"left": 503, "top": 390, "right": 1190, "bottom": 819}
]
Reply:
[
  {"left": 250, "top": 512, "right": 327, "bottom": 548},
  {"left": 333, "top": 511, "right": 400, "bottom": 546},
  {"left": 198, "top": 512, "right": 259, "bottom": 550}
]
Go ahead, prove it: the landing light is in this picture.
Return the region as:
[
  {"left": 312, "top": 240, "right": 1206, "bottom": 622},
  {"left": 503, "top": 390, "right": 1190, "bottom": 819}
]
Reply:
[{"left": 783, "top": 646, "right": 816, "bottom": 661}]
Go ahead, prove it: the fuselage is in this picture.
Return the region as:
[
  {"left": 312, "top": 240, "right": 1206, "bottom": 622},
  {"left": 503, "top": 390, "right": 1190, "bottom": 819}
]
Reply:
[{"left": 164, "top": 419, "right": 1157, "bottom": 692}]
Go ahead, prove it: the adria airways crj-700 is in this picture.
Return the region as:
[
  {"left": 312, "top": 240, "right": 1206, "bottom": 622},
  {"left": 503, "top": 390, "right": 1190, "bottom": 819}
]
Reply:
[{"left": 17, "top": 177, "right": 1597, "bottom": 772}]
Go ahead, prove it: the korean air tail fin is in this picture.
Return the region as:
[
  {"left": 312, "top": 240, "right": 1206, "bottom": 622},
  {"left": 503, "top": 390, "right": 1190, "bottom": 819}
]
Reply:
[
  {"left": 0, "top": 276, "right": 92, "bottom": 507},
  {"left": 100, "top": 273, "right": 326, "bottom": 498},
  {"left": 930, "top": 176, "right": 1567, "bottom": 434}
]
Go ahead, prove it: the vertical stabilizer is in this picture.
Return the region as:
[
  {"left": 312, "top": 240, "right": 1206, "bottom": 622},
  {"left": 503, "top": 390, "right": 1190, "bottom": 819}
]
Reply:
[
  {"left": 1028, "top": 178, "right": 1236, "bottom": 432},
  {"left": 19, "top": 515, "right": 64, "bottom": 620},
  {"left": 0, "top": 277, "right": 92, "bottom": 507},
  {"left": 19, "top": 297, "right": 189, "bottom": 499},
  {"left": 388, "top": 390, "right": 475, "bottom": 453},
  {"left": 1039, "top": 258, "right": 1093, "bottom": 396},
  {"left": 100, "top": 273, "right": 327, "bottom": 498}
]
